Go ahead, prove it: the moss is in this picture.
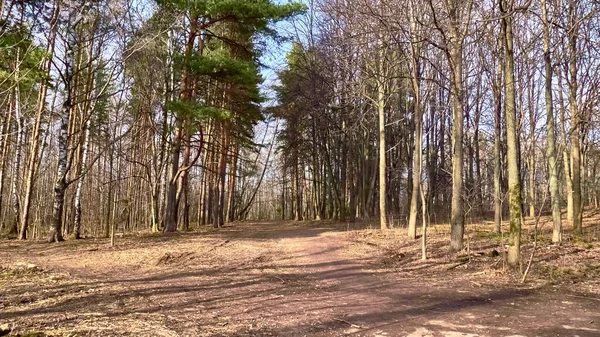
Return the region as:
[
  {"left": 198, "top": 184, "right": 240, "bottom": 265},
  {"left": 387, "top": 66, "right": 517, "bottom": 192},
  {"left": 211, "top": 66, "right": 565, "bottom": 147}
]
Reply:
[
  {"left": 476, "top": 231, "right": 504, "bottom": 242},
  {"left": 538, "top": 265, "right": 581, "bottom": 282},
  {"left": 19, "top": 332, "right": 48, "bottom": 337},
  {"left": 0, "top": 265, "right": 43, "bottom": 280},
  {"left": 538, "top": 263, "right": 600, "bottom": 283},
  {"left": 573, "top": 237, "right": 594, "bottom": 249},
  {"left": 0, "top": 269, "right": 16, "bottom": 279}
]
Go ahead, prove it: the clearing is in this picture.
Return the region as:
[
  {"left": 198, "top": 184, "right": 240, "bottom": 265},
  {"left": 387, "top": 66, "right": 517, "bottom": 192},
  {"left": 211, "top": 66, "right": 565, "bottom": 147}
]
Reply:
[{"left": 1, "top": 217, "right": 599, "bottom": 336}]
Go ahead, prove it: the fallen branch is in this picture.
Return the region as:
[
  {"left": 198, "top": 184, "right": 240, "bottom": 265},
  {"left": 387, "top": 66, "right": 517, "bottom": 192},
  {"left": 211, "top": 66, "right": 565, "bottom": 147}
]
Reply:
[
  {"left": 334, "top": 318, "right": 365, "bottom": 329},
  {"left": 447, "top": 261, "right": 468, "bottom": 270},
  {"left": 565, "top": 294, "right": 600, "bottom": 302},
  {"left": 273, "top": 276, "right": 286, "bottom": 284},
  {"left": 470, "top": 280, "right": 483, "bottom": 287},
  {"left": 206, "top": 240, "right": 231, "bottom": 253}
]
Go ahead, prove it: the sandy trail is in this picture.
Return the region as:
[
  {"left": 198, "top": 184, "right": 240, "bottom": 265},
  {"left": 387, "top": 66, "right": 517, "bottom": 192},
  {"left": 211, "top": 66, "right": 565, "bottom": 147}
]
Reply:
[{"left": 1, "top": 221, "right": 599, "bottom": 336}]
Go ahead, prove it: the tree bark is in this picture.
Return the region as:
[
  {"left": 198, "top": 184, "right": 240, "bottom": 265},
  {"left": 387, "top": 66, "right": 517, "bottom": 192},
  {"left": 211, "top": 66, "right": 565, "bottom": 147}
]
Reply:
[
  {"left": 567, "top": 1, "right": 582, "bottom": 235},
  {"left": 216, "top": 122, "right": 230, "bottom": 227},
  {"left": 449, "top": 39, "right": 465, "bottom": 250},
  {"left": 226, "top": 142, "right": 238, "bottom": 223},
  {"left": 500, "top": 0, "right": 523, "bottom": 266},
  {"left": 493, "top": 59, "right": 503, "bottom": 233},
  {"left": 541, "top": 0, "right": 562, "bottom": 243},
  {"left": 164, "top": 16, "right": 198, "bottom": 232},
  {"left": 0, "top": 104, "right": 11, "bottom": 230},
  {"left": 19, "top": 10, "right": 56, "bottom": 239},
  {"left": 408, "top": 3, "right": 422, "bottom": 239},
  {"left": 377, "top": 34, "right": 388, "bottom": 230},
  {"left": 11, "top": 81, "right": 23, "bottom": 236},
  {"left": 49, "top": 86, "right": 71, "bottom": 243},
  {"left": 73, "top": 117, "right": 91, "bottom": 239}
]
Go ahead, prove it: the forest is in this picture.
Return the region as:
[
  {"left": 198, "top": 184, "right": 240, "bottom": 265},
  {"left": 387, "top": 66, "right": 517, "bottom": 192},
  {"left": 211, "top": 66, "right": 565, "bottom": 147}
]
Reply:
[{"left": 1, "top": 0, "right": 600, "bottom": 336}]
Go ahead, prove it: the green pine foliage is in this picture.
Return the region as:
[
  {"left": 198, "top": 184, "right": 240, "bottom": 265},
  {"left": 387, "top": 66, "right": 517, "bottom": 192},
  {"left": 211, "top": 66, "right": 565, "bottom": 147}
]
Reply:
[
  {"left": 156, "top": 0, "right": 305, "bottom": 142},
  {"left": 0, "top": 22, "right": 48, "bottom": 92}
]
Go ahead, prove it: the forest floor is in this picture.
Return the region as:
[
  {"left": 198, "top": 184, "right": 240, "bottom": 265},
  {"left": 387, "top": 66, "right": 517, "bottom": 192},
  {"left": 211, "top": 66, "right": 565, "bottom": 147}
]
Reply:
[{"left": 1, "top": 211, "right": 600, "bottom": 337}]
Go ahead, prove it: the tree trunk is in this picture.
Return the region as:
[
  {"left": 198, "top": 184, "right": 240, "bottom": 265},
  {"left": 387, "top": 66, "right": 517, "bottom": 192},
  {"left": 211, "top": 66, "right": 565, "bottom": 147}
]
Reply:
[
  {"left": 377, "top": 38, "right": 388, "bottom": 229},
  {"left": 19, "top": 17, "right": 56, "bottom": 239},
  {"left": 500, "top": 0, "right": 523, "bottom": 266},
  {"left": 226, "top": 143, "right": 238, "bottom": 223},
  {"left": 449, "top": 42, "right": 465, "bottom": 250},
  {"left": 49, "top": 89, "right": 71, "bottom": 243},
  {"left": 216, "top": 122, "right": 230, "bottom": 227},
  {"left": 164, "top": 15, "right": 198, "bottom": 232},
  {"left": 408, "top": 4, "right": 422, "bottom": 239},
  {"left": 0, "top": 105, "right": 11, "bottom": 230},
  {"left": 541, "top": 0, "right": 562, "bottom": 243},
  {"left": 178, "top": 130, "right": 191, "bottom": 230},
  {"left": 528, "top": 76, "right": 536, "bottom": 219},
  {"left": 73, "top": 117, "right": 91, "bottom": 239},
  {"left": 294, "top": 147, "right": 303, "bottom": 221},
  {"left": 11, "top": 85, "right": 23, "bottom": 236},
  {"left": 165, "top": 120, "right": 182, "bottom": 232},
  {"left": 568, "top": 1, "right": 582, "bottom": 235},
  {"left": 556, "top": 69, "right": 573, "bottom": 224}
]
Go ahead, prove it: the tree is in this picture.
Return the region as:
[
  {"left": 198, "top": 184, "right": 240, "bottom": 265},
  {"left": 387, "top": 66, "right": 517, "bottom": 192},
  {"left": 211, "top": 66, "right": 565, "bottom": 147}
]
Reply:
[
  {"left": 407, "top": 0, "right": 424, "bottom": 239},
  {"left": 159, "top": 0, "right": 304, "bottom": 232},
  {"left": 499, "top": 0, "right": 524, "bottom": 266},
  {"left": 540, "top": 0, "right": 562, "bottom": 243},
  {"left": 427, "top": 0, "right": 474, "bottom": 251}
]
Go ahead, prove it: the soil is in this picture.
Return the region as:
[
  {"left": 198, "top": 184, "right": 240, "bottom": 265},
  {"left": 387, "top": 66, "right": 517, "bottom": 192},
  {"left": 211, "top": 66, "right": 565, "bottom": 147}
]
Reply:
[{"left": 1, "top": 215, "right": 599, "bottom": 337}]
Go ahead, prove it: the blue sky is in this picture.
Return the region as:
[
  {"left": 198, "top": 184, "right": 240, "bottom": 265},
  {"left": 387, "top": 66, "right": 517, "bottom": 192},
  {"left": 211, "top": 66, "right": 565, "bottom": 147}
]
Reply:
[{"left": 259, "top": 0, "right": 310, "bottom": 106}]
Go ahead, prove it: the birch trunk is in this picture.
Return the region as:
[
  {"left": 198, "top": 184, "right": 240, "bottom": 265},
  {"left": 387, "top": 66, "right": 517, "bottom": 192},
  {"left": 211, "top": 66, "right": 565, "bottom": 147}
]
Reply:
[
  {"left": 73, "top": 117, "right": 91, "bottom": 239},
  {"left": 49, "top": 89, "right": 71, "bottom": 243}
]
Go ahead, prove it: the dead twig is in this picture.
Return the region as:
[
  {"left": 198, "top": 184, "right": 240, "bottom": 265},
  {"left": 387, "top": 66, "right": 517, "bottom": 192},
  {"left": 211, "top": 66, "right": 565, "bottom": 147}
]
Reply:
[
  {"left": 334, "top": 318, "right": 365, "bottom": 329},
  {"left": 565, "top": 294, "right": 600, "bottom": 302},
  {"left": 206, "top": 240, "right": 230, "bottom": 253},
  {"left": 447, "top": 261, "right": 468, "bottom": 270},
  {"left": 470, "top": 280, "right": 483, "bottom": 287},
  {"left": 521, "top": 190, "right": 549, "bottom": 284}
]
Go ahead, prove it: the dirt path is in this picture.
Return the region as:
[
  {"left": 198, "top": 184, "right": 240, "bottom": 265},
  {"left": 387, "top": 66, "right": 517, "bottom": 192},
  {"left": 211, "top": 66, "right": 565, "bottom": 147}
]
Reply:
[{"left": 1, "top": 221, "right": 599, "bottom": 336}]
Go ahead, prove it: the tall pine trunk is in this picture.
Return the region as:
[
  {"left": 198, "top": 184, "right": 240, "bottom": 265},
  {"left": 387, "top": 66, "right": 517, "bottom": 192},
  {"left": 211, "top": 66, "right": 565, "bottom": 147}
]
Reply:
[{"left": 165, "top": 16, "right": 198, "bottom": 232}]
